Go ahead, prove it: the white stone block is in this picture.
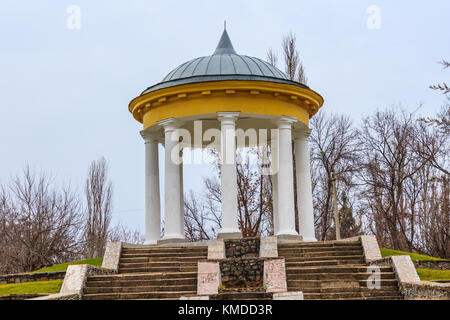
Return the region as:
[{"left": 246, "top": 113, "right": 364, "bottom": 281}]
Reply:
[
  {"left": 273, "top": 291, "right": 303, "bottom": 300},
  {"left": 197, "top": 261, "right": 221, "bottom": 295},
  {"left": 360, "top": 235, "right": 382, "bottom": 262},
  {"left": 391, "top": 255, "right": 421, "bottom": 283},
  {"left": 264, "top": 258, "right": 287, "bottom": 293},
  {"left": 208, "top": 240, "right": 225, "bottom": 259},
  {"left": 260, "top": 237, "right": 278, "bottom": 258},
  {"left": 101, "top": 242, "right": 122, "bottom": 271}
]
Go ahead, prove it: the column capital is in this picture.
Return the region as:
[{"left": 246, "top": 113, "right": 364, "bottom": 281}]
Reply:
[
  {"left": 158, "top": 118, "right": 180, "bottom": 132},
  {"left": 274, "top": 116, "right": 298, "bottom": 129},
  {"left": 217, "top": 112, "right": 240, "bottom": 124},
  {"left": 293, "top": 128, "right": 312, "bottom": 140},
  {"left": 140, "top": 130, "right": 160, "bottom": 143}
]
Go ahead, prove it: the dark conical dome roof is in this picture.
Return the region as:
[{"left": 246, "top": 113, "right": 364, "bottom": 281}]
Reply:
[
  {"left": 141, "top": 30, "right": 308, "bottom": 95},
  {"left": 213, "top": 29, "right": 237, "bottom": 55}
]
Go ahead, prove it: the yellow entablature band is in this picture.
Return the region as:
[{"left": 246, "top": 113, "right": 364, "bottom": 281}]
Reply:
[{"left": 129, "top": 80, "right": 323, "bottom": 129}]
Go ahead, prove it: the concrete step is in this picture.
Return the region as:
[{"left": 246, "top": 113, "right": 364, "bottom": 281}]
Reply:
[
  {"left": 119, "top": 261, "right": 198, "bottom": 269},
  {"left": 285, "top": 256, "right": 365, "bottom": 267},
  {"left": 286, "top": 259, "right": 363, "bottom": 268},
  {"left": 284, "top": 254, "right": 364, "bottom": 260},
  {"left": 287, "top": 279, "right": 399, "bottom": 289},
  {"left": 278, "top": 241, "right": 361, "bottom": 248},
  {"left": 119, "top": 266, "right": 197, "bottom": 273},
  {"left": 285, "top": 265, "right": 393, "bottom": 274},
  {"left": 350, "top": 296, "right": 403, "bottom": 300},
  {"left": 294, "top": 286, "right": 399, "bottom": 294},
  {"left": 210, "top": 292, "right": 273, "bottom": 300},
  {"left": 86, "top": 278, "right": 197, "bottom": 288},
  {"left": 121, "top": 252, "right": 208, "bottom": 259},
  {"left": 121, "top": 247, "right": 207, "bottom": 254},
  {"left": 120, "top": 256, "right": 205, "bottom": 263},
  {"left": 88, "top": 272, "right": 197, "bottom": 282},
  {"left": 279, "top": 243, "right": 362, "bottom": 249},
  {"left": 303, "top": 291, "right": 402, "bottom": 300},
  {"left": 84, "top": 284, "right": 197, "bottom": 294},
  {"left": 286, "top": 272, "right": 396, "bottom": 281},
  {"left": 279, "top": 246, "right": 362, "bottom": 253},
  {"left": 83, "top": 291, "right": 196, "bottom": 300},
  {"left": 279, "top": 249, "right": 363, "bottom": 256}
]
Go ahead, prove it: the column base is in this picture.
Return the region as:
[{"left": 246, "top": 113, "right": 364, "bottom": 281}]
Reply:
[
  {"left": 217, "top": 232, "right": 242, "bottom": 240},
  {"left": 144, "top": 240, "right": 158, "bottom": 246},
  {"left": 300, "top": 236, "right": 317, "bottom": 242},
  {"left": 276, "top": 234, "right": 303, "bottom": 242},
  {"left": 157, "top": 238, "right": 188, "bottom": 245}
]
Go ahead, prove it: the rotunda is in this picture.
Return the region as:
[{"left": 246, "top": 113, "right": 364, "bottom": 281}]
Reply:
[{"left": 128, "top": 29, "right": 324, "bottom": 244}]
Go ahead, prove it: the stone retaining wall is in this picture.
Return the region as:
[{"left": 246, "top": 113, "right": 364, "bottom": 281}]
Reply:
[
  {"left": 400, "top": 281, "right": 450, "bottom": 300},
  {"left": 0, "top": 271, "right": 66, "bottom": 285},
  {"left": 225, "top": 238, "right": 260, "bottom": 258},
  {"left": 0, "top": 294, "right": 47, "bottom": 300},
  {"left": 413, "top": 260, "right": 450, "bottom": 270},
  {"left": 30, "top": 293, "right": 81, "bottom": 300},
  {"left": 369, "top": 255, "right": 450, "bottom": 299},
  {"left": 220, "top": 258, "right": 263, "bottom": 288}
]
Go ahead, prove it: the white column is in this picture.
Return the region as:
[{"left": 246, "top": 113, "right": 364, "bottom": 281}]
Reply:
[
  {"left": 140, "top": 130, "right": 161, "bottom": 245},
  {"left": 270, "top": 133, "right": 280, "bottom": 235},
  {"left": 217, "top": 112, "right": 242, "bottom": 239},
  {"left": 160, "top": 119, "right": 185, "bottom": 241},
  {"left": 294, "top": 129, "right": 317, "bottom": 242},
  {"left": 272, "top": 173, "right": 279, "bottom": 235},
  {"left": 179, "top": 154, "right": 185, "bottom": 237},
  {"left": 275, "top": 117, "right": 299, "bottom": 237}
]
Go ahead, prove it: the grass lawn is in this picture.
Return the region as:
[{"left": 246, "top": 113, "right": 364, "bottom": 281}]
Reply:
[
  {"left": 0, "top": 280, "right": 63, "bottom": 296},
  {"left": 33, "top": 258, "right": 103, "bottom": 273},
  {"left": 416, "top": 269, "right": 450, "bottom": 282},
  {"left": 380, "top": 248, "right": 447, "bottom": 261}
]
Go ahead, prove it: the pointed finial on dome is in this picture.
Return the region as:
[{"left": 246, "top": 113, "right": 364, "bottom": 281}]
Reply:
[{"left": 213, "top": 27, "right": 237, "bottom": 55}]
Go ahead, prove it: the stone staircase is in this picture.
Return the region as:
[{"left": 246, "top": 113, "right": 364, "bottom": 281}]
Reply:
[
  {"left": 80, "top": 239, "right": 404, "bottom": 300},
  {"left": 82, "top": 246, "right": 208, "bottom": 300},
  {"left": 279, "top": 240, "right": 403, "bottom": 300}
]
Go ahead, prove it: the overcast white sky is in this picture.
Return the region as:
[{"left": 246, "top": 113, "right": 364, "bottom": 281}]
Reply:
[{"left": 0, "top": 1, "right": 449, "bottom": 233}]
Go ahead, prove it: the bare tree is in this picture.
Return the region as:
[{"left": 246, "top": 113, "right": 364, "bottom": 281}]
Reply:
[
  {"left": 310, "top": 111, "right": 361, "bottom": 240},
  {"left": 83, "top": 157, "right": 113, "bottom": 258},
  {"left": 283, "top": 33, "right": 299, "bottom": 81},
  {"left": 184, "top": 148, "right": 273, "bottom": 241},
  {"left": 282, "top": 32, "right": 308, "bottom": 84},
  {"left": 184, "top": 190, "right": 217, "bottom": 241},
  {"left": 182, "top": 106, "right": 448, "bottom": 258},
  {"left": 266, "top": 48, "right": 278, "bottom": 67},
  {"left": 414, "top": 116, "right": 449, "bottom": 176},
  {"left": 424, "top": 60, "right": 450, "bottom": 132},
  {"left": 0, "top": 167, "right": 83, "bottom": 273},
  {"left": 430, "top": 60, "right": 450, "bottom": 94},
  {"left": 358, "top": 109, "right": 427, "bottom": 251},
  {"left": 108, "top": 222, "right": 145, "bottom": 244},
  {"left": 412, "top": 106, "right": 449, "bottom": 257},
  {"left": 236, "top": 150, "right": 273, "bottom": 237},
  {"left": 297, "top": 63, "right": 308, "bottom": 85}
]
